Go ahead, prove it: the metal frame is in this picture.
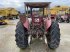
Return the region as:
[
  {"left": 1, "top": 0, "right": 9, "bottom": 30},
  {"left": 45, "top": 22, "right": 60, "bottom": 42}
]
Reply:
[{"left": 24, "top": 2, "right": 51, "bottom": 17}]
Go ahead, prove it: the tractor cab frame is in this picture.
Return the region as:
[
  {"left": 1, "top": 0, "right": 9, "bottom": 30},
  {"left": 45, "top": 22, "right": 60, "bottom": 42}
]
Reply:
[{"left": 24, "top": 2, "right": 51, "bottom": 17}]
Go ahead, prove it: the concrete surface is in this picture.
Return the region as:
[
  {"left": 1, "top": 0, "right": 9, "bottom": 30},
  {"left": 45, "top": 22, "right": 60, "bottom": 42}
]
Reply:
[{"left": 0, "top": 19, "right": 70, "bottom": 52}]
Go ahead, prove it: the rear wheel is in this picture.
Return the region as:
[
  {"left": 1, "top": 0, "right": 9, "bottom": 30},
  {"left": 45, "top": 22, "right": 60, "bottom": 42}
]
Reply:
[
  {"left": 60, "top": 18, "right": 64, "bottom": 23},
  {"left": 47, "top": 21, "right": 60, "bottom": 49},
  {"left": 66, "top": 18, "right": 69, "bottom": 23},
  {"left": 15, "top": 21, "right": 28, "bottom": 49}
]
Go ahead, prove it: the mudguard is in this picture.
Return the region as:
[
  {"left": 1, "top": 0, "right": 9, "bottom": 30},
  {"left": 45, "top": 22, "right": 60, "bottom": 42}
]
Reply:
[
  {"left": 44, "top": 18, "right": 51, "bottom": 31},
  {"left": 23, "top": 19, "right": 29, "bottom": 30},
  {"left": 20, "top": 16, "right": 29, "bottom": 30}
]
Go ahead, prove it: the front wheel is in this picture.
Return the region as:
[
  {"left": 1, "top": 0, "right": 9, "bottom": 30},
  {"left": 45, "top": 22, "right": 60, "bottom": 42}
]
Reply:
[{"left": 47, "top": 21, "right": 61, "bottom": 49}]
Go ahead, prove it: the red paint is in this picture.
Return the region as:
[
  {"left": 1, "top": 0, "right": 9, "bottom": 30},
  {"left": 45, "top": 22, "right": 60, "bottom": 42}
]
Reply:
[{"left": 44, "top": 17, "right": 51, "bottom": 31}]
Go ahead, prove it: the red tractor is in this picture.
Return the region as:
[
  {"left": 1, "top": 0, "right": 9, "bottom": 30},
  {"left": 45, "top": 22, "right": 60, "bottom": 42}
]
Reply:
[{"left": 15, "top": 2, "right": 60, "bottom": 49}]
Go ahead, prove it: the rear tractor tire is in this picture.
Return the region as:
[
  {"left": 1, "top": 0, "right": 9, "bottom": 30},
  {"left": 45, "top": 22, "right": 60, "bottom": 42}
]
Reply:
[
  {"left": 15, "top": 21, "right": 29, "bottom": 49},
  {"left": 47, "top": 21, "right": 60, "bottom": 49}
]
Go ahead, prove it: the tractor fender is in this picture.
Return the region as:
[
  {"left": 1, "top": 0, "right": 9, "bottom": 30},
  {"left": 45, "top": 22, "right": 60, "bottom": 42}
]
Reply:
[
  {"left": 44, "top": 18, "right": 51, "bottom": 31},
  {"left": 23, "top": 18, "right": 29, "bottom": 30},
  {"left": 20, "top": 16, "right": 29, "bottom": 30}
]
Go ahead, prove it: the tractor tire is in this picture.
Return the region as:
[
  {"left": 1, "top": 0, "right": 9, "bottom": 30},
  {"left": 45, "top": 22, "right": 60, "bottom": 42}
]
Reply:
[
  {"left": 66, "top": 18, "right": 69, "bottom": 23},
  {"left": 15, "top": 21, "right": 28, "bottom": 49},
  {"left": 16, "top": 16, "right": 19, "bottom": 19},
  {"left": 47, "top": 21, "right": 60, "bottom": 49}
]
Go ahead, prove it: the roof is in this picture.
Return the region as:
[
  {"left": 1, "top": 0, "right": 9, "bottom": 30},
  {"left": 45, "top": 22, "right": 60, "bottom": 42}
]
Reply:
[{"left": 24, "top": 2, "right": 51, "bottom": 8}]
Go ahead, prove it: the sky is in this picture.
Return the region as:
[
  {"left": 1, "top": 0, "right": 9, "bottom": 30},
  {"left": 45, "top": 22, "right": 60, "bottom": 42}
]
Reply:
[{"left": 0, "top": 0, "right": 70, "bottom": 13}]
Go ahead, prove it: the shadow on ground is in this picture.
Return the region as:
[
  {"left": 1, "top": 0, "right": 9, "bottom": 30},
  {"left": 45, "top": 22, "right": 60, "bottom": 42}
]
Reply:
[{"left": 19, "top": 39, "right": 57, "bottom": 52}]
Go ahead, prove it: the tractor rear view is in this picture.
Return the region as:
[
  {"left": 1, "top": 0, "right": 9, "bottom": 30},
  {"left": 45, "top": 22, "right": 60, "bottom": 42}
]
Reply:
[{"left": 15, "top": 2, "right": 61, "bottom": 50}]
